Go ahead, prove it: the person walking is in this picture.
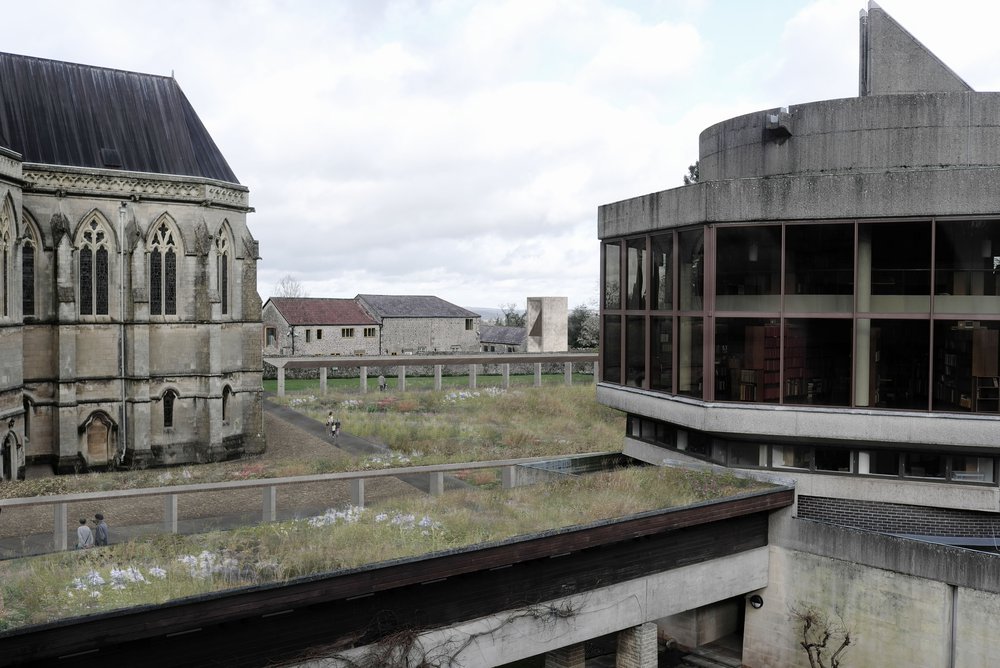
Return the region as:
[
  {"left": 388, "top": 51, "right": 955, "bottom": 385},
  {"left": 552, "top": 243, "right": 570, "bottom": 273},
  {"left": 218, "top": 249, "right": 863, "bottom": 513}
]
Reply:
[
  {"left": 378, "top": 374, "right": 387, "bottom": 392},
  {"left": 76, "top": 518, "right": 93, "bottom": 549},
  {"left": 94, "top": 513, "right": 109, "bottom": 546}
]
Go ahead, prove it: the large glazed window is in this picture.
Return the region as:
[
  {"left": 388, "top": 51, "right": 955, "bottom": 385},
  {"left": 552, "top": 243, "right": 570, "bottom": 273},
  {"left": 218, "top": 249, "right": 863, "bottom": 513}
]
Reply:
[
  {"left": 78, "top": 217, "right": 113, "bottom": 316},
  {"left": 603, "top": 242, "right": 621, "bottom": 310},
  {"left": 149, "top": 219, "right": 178, "bottom": 316},
  {"left": 783, "top": 318, "right": 851, "bottom": 406},
  {"left": 785, "top": 223, "right": 854, "bottom": 312},
  {"left": 678, "top": 316, "right": 703, "bottom": 398},
  {"left": 678, "top": 229, "right": 704, "bottom": 311},
  {"left": 715, "top": 225, "right": 781, "bottom": 312},
  {"left": 859, "top": 221, "right": 931, "bottom": 313},
  {"left": 933, "top": 321, "right": 1000, "bottom": 412},
  {"left": 626, "top": 238, "right": 647, "bottom": 310},
  {"left": 625, "top": 315, "right": 645, "bottom": 387},
  {"left": 651, "top": 233, "right": 672, "bottom": 310},
  {"left": 934, "top": 220, "right": 1000, "bottom": 315},
  {"left": 714, "top": 318, "right": 781, "bottom": 403},
  {"left": 649, "top": 316, "right": 672, "bottom": 392},
  {"left": 602, "top": 315, "right": 621, "bottom": 384}
]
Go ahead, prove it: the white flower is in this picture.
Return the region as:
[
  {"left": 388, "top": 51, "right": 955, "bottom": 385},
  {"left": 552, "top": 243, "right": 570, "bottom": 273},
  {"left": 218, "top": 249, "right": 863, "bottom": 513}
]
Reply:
[{"left": 149, "top": 567, "right": 167, "bottom": 579}]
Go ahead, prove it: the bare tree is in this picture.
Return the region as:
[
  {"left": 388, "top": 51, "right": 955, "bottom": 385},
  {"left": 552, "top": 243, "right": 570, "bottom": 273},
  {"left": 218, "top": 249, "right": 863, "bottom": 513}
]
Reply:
[
  {"left": 792, "top": 606, "right": 852, "bottom": 668},
  {"left": 495, "top": 302, "right": 526, "bottom": 328},
  {"left": 273, "top": 274, "right": 308, "bottom": 298}
]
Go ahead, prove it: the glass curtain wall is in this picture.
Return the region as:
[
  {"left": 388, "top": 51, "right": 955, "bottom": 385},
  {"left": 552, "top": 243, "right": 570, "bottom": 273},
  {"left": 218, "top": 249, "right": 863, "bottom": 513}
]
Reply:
[{"left": 601, "top": 217, "right": 1000, "bottom": 414}]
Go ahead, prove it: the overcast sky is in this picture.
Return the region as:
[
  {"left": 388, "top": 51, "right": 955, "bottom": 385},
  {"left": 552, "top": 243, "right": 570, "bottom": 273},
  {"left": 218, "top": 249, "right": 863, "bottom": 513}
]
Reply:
[{"left": 6, "top": 1, "right": 1000, "bottom": 310}]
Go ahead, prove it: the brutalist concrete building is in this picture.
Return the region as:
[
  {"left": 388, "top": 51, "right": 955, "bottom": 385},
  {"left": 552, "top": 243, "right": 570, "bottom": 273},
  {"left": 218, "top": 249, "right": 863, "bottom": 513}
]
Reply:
[{"left": 599, "top": 3, "right": 1000, "bottom": 664}]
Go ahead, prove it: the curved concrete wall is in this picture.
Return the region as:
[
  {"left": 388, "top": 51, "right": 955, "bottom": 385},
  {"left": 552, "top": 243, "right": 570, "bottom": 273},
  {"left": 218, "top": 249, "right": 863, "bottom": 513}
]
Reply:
[{"left": 699, "top": 92, "right": 1000, "bottom": 182}]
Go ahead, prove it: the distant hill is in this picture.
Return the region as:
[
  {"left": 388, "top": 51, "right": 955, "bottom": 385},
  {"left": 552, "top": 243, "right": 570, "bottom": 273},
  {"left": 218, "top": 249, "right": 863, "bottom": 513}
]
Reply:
[{"left": 466, "top": 307, "right": 504, "bottom": 323}]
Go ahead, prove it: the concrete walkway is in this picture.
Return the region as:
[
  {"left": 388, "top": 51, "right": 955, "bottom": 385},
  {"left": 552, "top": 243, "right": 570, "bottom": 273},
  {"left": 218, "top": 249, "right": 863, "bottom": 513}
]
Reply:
[{"left": 0, "top": 397, "right": 468, "bottom": 559}]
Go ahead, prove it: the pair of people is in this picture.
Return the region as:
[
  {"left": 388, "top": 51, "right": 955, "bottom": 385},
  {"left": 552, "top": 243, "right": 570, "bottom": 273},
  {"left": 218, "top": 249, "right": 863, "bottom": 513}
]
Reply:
[
  {"left": 75, "top": 513, "right": 109, "bottom": 549},
  {"left": 326, "top": 411, "right": 341, "bottom": 440}
]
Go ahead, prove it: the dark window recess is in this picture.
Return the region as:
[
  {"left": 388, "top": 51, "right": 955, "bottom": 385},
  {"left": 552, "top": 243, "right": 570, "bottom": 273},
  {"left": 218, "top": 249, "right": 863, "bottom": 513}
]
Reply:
[
  {"left": 150, "top": 251, "right": 162, "bottom": 315},
  {"left": 165, "top": 249, "right": 176, "bottom": 315},
  {"left": 99, "top": 147, "right": 122, "bottom": 168},
  {"left": 21, "top": 244, "right": 33, "bottom": 316},
  {"left": 80, "top": 248, "right": 93, "bottom": 315},
  {"left": 163, "top": 392, "right": 175, "bottom": 429},
  {"left": 95, "top": 247, "right": 109, "bottom": 315}
]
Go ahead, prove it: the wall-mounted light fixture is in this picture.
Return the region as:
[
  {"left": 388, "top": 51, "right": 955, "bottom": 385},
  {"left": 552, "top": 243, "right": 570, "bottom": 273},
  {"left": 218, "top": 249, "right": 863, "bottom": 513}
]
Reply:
[{"left": 748, "top": 594, "right": 764, "bottom": 609}]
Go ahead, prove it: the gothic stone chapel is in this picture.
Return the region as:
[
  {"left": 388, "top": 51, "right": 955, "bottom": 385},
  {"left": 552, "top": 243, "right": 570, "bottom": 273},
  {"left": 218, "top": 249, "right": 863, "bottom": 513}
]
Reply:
[{"left": 0, "top": 53, "right": 265, "bottom": 478}]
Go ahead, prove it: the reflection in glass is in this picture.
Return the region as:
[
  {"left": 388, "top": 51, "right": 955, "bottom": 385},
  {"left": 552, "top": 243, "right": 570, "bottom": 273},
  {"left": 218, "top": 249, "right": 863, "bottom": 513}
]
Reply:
[
  {"left": 935, "top": 220, "right": 1000, "bottom": 314},
  {"left": 678, "top": 316, "right": 703, "bottom": 398},
  {"left": 859, "top": 222, "right": 930, "bottom": 313},
  {"left": 604, "top": 242, "right": 621, "bottom": 309},
  {"left": 904, "top": 452, "right": 944, "bottom": 478},
  {"left": 678, "top": 229, "right": 704, "bottom": 311},
  {"left": 773, "top": 445, "right": 810, "bottom": 469},
  {"left": 951, "top": 455, "right": 995, "bottom": 483},
  {"left": 716, "top": 225, "right": 781, "bottom": 311},
  {"left": 626, "top": 238, "right": 647, "bottom": 310},
  {"left": 785, "top": 224, "right": 854, "bottom": 312},
  {"left": 650, "top": 316, "right": 673, "bottom": 392},
  {"left": 625, "top": 316, "right": 645, "bottom": 387},
  {"left": 651, "top": 233, "right": 672, "bottom": 310},
  {"left": 602, "top": 315, "right": 621, "bottom": 384},
  {"left": 862, "top": 320, "right": 929, "bottom": 410}
]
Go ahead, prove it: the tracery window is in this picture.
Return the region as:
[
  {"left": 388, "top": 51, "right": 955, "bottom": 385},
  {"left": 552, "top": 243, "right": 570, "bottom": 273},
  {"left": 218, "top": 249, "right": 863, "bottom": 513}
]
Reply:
[
  {"left": 79, "top": 218, "right": 111, "bottom": 316},
  {"left": 21, "top": 236, "right": 35, "bottom": 317},
  {"left": 0, "top": 199, "right": 12, "bottom": 318},
  {"left": 216, "top": 232, "right": 230, "bottom": 315},
  {"left": 149, "top": 221, "right": 177, "bottom": 316}
]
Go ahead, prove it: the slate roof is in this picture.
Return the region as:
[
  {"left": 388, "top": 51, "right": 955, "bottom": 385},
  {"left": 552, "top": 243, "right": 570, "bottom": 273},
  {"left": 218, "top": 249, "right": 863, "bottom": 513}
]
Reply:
[
  {"left": 356, "top": 295, "right": 481, "bottom": 319},
  {"left": 266, "top": 298, "right": 378, "bottom": 326},
  {"left": 0, "top": 52, "right": 239, "bottom": 183},
  {"left": 480, "top": 325, "right": 526, "bottom": 346}
]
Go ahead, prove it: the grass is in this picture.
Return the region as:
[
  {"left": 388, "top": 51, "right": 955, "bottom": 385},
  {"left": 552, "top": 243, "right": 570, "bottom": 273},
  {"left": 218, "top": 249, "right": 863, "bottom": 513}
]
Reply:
[
  {"left": 0, "top": 466, "right": 770, "bottom": 631},
  {"left": 0, "top": 384, "right": 622, "bottom": 499}
]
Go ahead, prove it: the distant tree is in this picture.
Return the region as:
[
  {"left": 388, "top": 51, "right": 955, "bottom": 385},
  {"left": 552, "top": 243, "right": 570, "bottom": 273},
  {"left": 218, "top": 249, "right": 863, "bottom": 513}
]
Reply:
[
  {"left": 682, "top": 160, "right": 699, "bottom": 185},
  {"left": 495, "top": 302, "right": 526, "bottom": 328},
  {"left": 273, "top": 275, "right": 308, "bottom": 298},
  {"left": 568, "top": 303, "right": 598, "bottom": 349}
]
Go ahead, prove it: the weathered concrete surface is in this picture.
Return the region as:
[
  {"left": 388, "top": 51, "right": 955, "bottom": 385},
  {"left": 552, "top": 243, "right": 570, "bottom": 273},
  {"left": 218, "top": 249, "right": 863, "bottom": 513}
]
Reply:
[{"left": 320, "top": 548, "right": 769, "bottom": 667}]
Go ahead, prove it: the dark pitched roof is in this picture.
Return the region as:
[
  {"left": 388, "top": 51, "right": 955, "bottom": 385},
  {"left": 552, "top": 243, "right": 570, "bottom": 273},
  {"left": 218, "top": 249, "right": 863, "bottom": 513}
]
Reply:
[
  {"left": 356, "top": 295, "right": 481, "bottom": 319},
  {"left": 480, "top": 325, "right": 526, "bottom": 346},
  {"left": 0, "top": 52, "right": 239, "bottom": 183},
  {"left": 266, "top": 298, "right": 378, "bottom": 326}
]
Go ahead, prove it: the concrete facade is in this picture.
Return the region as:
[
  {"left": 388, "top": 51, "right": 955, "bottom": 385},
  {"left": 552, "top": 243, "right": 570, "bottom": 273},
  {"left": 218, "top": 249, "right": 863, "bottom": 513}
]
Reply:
[
  {"left": 526, "top": 296, "right": 568, "bottom": 353},
  {"left": 598, "top": 3, "right": 1000, "bottom": 665}
]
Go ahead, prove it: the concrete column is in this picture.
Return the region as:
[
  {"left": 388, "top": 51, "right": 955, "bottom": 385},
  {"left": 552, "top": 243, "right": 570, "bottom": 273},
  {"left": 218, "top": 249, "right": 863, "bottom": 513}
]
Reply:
[
  {"left": 469, "top": 364, "right": 477, "bottom": 389},
  {"left": 277, "top": 366, "right": 286, "bottom": 397},
  {"left": 534, "top": 362, "right": 542, "bottom": 387},
  {"left": 502, "top": 363, "right": 510, "bottom": 389},
  {"left": 360, "top": 365, "right": 368, "bottom": 394},
  {"left": 855, "top": 226, "right": 873, "bottom": 407},
  {"left": 430, "top": 471, "right": 444, "bottom": 496},
  {"left": 398, "top": 366, "right": 406, "bottom": 392},
  {"left": 502, "top": 465, "right": 516, "bottom": 489},
  {"left": 319, "top": 367, "right": 328, "bottom": 395},
  {"left": 544, "top": 644, "right": 585, "bottom": 668},
  {"left": 564, "top": 362, "right": 573, "bottom": 386},
  {"left": 262, "top": 486, "right": 276, "bottom": 522},
  {"left": 351, "top": 478, "right": 365, "bottom": 508},
  {"left": 434, "top": 365, "right": 442, "bottom": 391},
  {"left": 54, "top": 503, "right": 68, "bottom": 551},
  {"left": 616, "top": 622, "right": 657, "bottom": 668},
  {"left": 164, "top": 494, "right": 178, "bottom": 533},
  {"left": 594, "top": 361, "right": 600, "bottom": 384}
]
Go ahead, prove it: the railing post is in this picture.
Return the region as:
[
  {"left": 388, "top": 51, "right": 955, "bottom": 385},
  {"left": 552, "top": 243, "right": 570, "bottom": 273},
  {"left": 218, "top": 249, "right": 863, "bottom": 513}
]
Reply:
[
  {"left": 502, "top": 363, "right": 510, "bottom": 389},
  {"left": 502, "top": 465, "right": 516, "bottom": 489},
  {"left": 398, "top": 366, "right": 406, "bottom": 392},
  {"left": 263, "top": 486, "right": 277, "bottom": 522},
  {"left": 469, "top": 363, "right": 477, "bottom": 389},
  {"left": 320, "top": 366, "right": 328, "bottom": 395},
  {"left": 430, "top": 471, "right": 445, "bottom": 496},
  {"left": 564, "top": 361, "right": 573, "bottom": 386},
  {"left": 277, "top": 365, "right": 286, "bottom": 397},
  {"left": 164, "top": 494, "right": 178, "bottom": 533},
  {"left": 534, "top": 362, "right": 542, "bottom": 387},
  {"left": 351, "top": 478, "right": 365, "bottom": 508},
  {"left": 434, "top": 365, "right": 442, "bottom": 391},
  {"left": 54, "top": 502, "right": 68, "bottom": 551},
  {"left": 360, "top": 365, "right": 368, "bottom": 394},
  {"left": 594, "top": 360, "right": 599, "bottom": 384}
]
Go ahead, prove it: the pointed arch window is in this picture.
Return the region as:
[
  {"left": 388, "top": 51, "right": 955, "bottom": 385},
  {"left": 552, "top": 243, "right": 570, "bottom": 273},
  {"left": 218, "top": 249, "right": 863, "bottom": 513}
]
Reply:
[
  {"left": 163, "top": 390, "right": 177, "bottom": 429},
  {"left": 79, "top": 218, "right": 111, "bottom": 316},
  {"left": 150, "top": 221, "right": 177, "bottom": 316},
  {"left": 216, "top": 232, "right": 230, "bottom": 315},
  {"left": 0, "top": 199, "right": 12, "bottom": 318},
  {"left": 22, "top": 232, "right": 35, "bottom": 317},
  {"left": 222, "top": 385, "right": 232, "bottom": 422}
]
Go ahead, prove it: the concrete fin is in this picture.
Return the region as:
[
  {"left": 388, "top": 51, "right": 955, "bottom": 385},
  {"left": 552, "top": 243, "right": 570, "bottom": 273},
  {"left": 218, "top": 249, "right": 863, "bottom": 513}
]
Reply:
[{"left": 859, "top": 1, "right": 972, "bottom": 96}]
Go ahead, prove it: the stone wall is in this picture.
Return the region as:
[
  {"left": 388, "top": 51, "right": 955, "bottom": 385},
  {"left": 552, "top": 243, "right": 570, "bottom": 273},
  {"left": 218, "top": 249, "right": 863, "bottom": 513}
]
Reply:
[{"left": 380, "top": 317, "right": 479, "bottom": 354}]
